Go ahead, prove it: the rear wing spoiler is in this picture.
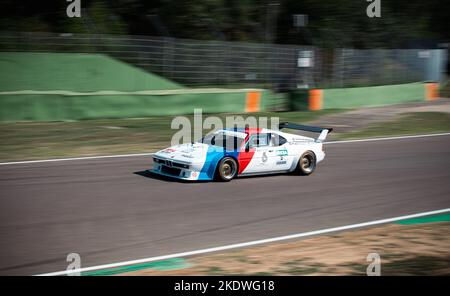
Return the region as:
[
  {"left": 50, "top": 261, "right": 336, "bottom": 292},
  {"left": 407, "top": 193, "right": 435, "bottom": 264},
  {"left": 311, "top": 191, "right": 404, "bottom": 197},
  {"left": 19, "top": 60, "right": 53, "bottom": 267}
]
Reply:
[{"left": 278, "top": 122, "right": 333, "bottom": 143}]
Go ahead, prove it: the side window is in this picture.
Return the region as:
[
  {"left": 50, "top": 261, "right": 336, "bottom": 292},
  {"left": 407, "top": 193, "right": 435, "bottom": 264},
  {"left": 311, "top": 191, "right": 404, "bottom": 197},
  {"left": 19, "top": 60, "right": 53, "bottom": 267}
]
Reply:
[
  {"left": 248, "top": 133, "right": 269, "bottom": 148},
  {"left": 269, "top": 133, "right": 287, "bottom": 146}
]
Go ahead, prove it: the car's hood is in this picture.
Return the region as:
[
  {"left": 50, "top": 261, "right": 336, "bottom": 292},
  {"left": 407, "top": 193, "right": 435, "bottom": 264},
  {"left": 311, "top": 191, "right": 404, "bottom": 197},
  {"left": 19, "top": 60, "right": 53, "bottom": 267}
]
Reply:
[{"left": 154, "top": 143, "right": 210, "bottom": 163}]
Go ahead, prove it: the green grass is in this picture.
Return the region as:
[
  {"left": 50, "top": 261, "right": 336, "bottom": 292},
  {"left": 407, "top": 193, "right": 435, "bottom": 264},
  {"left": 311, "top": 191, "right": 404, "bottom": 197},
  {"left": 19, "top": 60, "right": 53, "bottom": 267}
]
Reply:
[
  {"left": 340, "top": 255, "right": 450, "bottom": 276},
  {"left": 439, "top": 79, "right": 450, "bottom": 98},
  {"left": 204, "top": 266, "right": 225, "bottom": 275},
  {"left": 3, "top": 110, "right": 447, "bottom": 162},
  {"left": 0, "top": 109, "right": 341, "bottom": 162},
  {"left": 278, "top": 259, "right": 325, "bottom": 275},
  {"left": 338, "top": 112, "right": 450, "bottom": 140}
]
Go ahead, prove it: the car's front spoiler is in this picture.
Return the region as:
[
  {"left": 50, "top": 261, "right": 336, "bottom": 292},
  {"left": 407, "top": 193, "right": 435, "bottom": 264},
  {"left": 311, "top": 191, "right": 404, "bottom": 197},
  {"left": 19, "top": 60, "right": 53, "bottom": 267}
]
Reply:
[{"left": 149, "top": 166, "right": 213, "bottom": 181}]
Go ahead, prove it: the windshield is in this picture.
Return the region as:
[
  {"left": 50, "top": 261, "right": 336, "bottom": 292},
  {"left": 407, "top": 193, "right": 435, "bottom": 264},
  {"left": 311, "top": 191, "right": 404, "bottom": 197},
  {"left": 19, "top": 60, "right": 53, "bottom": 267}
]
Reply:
[{"left": 199, "top": 131, "right": 246, "bottom": 151}]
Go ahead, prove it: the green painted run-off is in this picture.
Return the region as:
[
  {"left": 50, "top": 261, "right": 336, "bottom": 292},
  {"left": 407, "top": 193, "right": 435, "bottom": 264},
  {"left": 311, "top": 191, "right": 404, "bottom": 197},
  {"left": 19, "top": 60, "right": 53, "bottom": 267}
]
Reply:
[
  {"left": 81, "top": 258, "right": 190, "bottom": 276},
  {"left": 395, "top": 213, "right": 450, "bottom": 225}
]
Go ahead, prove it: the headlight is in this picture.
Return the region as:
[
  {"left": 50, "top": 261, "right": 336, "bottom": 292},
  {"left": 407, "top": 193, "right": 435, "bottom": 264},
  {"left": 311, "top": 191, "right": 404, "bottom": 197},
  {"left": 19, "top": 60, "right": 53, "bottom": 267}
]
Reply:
[{"left": 173, "top": 162, "right": 190, "bottom": 169}]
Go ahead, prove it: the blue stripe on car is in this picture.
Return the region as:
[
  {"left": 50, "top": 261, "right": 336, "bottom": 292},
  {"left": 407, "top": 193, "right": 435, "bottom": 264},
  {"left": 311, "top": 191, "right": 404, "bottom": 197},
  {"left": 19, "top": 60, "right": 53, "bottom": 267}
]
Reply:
[{"left": 197, "top": 145, "right": 240, "bottom": 181}]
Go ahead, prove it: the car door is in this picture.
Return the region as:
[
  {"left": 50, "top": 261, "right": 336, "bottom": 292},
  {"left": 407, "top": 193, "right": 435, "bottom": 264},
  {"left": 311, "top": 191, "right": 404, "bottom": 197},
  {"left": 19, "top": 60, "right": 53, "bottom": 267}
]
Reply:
[
  {"left": 241, "top": 133, "right": 279, "bottom": 174},
  {"left": 268, "top": 133, "right": 294, "bottom": 171}
]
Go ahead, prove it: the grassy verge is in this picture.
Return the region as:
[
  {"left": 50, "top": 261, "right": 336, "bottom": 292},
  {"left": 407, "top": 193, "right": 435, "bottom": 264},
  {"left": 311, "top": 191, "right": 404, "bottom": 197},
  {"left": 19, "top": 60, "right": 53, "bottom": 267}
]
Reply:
[
  {"left": 0, "top": 109, "right": 341, "bottom": 162},
  {"left": 439, "top": 79, "right": 450, "bottom": 98},
  {"left": 337, "top": 112, "right": 450, "bottom": 140},
  {"left": 2, "top": 110, "right": 449, "bottom": 162},
  {"left": 119, "top": 220, "right": 450, "bottom": 276}
]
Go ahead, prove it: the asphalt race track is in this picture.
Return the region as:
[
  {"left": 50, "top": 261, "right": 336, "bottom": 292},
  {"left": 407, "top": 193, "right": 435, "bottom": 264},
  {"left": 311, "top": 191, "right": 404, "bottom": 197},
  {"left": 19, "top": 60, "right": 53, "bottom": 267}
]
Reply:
[{"left": 1, "top": 135, "right": 450, "bottom": 275}]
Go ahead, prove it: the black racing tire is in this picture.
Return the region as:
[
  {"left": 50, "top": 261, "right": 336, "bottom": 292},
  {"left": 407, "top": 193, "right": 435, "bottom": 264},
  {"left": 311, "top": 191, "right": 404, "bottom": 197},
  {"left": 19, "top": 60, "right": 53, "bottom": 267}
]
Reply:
[
  {"left": 215, "top": 157, "right": 238, "bottom": 182},
  {"left": 297, "top": 151, "right": 317, "bottom": 175}
]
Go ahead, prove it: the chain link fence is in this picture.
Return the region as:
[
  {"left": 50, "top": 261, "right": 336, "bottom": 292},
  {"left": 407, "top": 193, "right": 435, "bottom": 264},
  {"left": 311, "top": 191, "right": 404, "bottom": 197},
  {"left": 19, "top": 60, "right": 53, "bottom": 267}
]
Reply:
[
  {"left": 0, "top": 32, "right": 443, "bottom": 90},
  {"left": 329, "top": 48, "right": 443, "bottom": 88}
]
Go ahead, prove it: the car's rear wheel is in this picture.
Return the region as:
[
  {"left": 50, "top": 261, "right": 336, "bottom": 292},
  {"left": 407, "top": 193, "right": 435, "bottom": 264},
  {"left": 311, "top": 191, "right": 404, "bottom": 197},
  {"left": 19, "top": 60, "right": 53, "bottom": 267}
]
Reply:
[
  {"left": 216, "top": 157, "right": 238, "bottom": 181},
  {"left": 297, "top": 151, "right": 316, "bottom": 175}
]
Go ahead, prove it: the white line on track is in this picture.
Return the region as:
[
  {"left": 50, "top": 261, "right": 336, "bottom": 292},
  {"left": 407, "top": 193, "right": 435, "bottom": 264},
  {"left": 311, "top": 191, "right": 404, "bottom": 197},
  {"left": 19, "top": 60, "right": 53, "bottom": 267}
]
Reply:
[
  {"left": 36, "top": 208, "right": 450, "bottom": 276},
  {"left": 324, "top": 132, "right": 450, "bottom": 145},
  {"left": 1, "top": 132, "right": 450, "bottom": 166},
  {"left": 0, "top": 152, "right": 155, "bottom": 166}
]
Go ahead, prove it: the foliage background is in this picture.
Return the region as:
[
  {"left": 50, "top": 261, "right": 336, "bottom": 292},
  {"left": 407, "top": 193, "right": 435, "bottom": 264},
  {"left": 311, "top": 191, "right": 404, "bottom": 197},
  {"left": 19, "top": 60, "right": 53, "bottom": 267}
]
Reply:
[{"left": 0, "top": 0, "right": 448, "bottom": 48}]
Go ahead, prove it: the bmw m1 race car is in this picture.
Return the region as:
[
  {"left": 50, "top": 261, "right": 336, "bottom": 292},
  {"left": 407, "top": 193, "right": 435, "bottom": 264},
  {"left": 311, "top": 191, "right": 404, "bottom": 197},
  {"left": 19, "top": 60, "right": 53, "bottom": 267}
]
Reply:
[{"left": 152, "top": 122, "right": 333, "bottom": 181}]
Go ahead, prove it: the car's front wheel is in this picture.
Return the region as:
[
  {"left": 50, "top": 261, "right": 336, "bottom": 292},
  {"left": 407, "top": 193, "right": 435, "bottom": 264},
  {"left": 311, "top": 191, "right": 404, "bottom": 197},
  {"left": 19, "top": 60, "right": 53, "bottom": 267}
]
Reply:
[
  {"left": 297, "top": 151, "right": 316, "bottom": 175},
  {"left": 216, "top": 157, "right": 238, "bottom": 181}
]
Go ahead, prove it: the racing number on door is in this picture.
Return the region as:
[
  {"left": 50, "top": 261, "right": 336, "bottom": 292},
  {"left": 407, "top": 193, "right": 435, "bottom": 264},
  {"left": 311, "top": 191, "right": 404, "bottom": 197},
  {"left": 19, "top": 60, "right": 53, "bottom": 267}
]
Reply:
[{"left": 244, "top": 134, "right": 279, "bottom": 173}]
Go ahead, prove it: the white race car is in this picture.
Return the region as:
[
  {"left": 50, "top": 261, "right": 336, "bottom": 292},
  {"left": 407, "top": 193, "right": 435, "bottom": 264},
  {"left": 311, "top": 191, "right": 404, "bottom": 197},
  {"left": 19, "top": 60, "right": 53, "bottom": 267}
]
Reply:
[{"left": 152, "top": 122, "right": 333, "bottom": 181}]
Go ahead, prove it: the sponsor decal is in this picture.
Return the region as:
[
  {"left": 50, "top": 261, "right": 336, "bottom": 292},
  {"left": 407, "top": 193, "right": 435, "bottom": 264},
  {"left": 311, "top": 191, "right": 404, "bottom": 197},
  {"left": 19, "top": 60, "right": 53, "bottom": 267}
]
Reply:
[
  {"left": 161, "top": 148, "right": 177, "bottom": 153},
  {"left": 276, "top": 148, "right": 288, "bottom": 156},
  {"left": 276, "top": 160, "right": 287, "bottom": 165},
  {"left": 181, "top": 148, "right": 196, "bottom": 153},
  {"left": 290, "top": 138, "right": 315, "bottom": 145},
  {"left": 181, "top": 154, "right": 195, "bottom": 158}
]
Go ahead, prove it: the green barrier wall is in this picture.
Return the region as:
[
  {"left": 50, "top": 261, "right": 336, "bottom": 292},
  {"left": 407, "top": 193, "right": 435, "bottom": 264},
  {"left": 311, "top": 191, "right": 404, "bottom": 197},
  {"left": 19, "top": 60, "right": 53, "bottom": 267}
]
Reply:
[
  {"left": 0, "top": 52, "right": 183, "bottom": 91},
  {"left": 0, "top": 52, "right": 271, "bottom": 121},
  {"left": 322, "top": 83, "right": 425, "bottom": 109},
  {"left": 0, "top": 91, "right": 269, "bottom": 121},
  {"left": 288, "top": 90, "right": 309, "bottom": 111}
]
